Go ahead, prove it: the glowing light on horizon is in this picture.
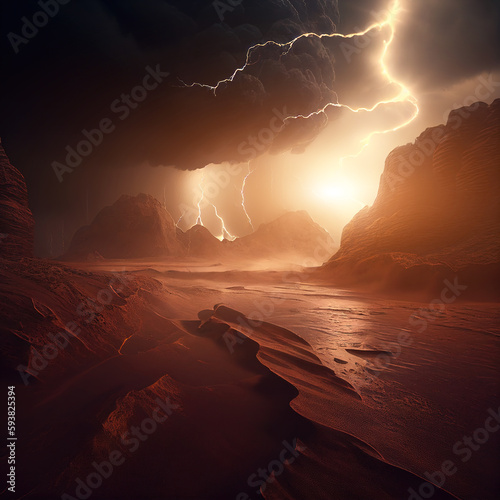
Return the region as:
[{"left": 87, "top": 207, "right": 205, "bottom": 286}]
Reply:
[
  {"left": 312, "top": 178, "right": 366, "bottom": 208},
  {"left": 314, "top": 184, "right": 353, "bottom": 201}
]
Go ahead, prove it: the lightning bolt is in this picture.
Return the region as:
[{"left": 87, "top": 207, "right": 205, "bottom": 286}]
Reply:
[
  {"left": 337, "top": 6, "right": 419, "bottom": 170},
  {"left": 209, "top": 202, "right": 235, "bottom": 241},
  {"left": 277, "top": 0, "right": 418, "bottom": 145},
  {"left": 184, "top": 8, "right": 394, "bottom": 95},
  {"left": 192, "top": 171, "right": 236, "bottom": 239},
  {"left": 195, "top": 172, "right": 205, "bottom": 226},
  {"left": 186, "top": 1, "right": 414, "bottom": 101},
  {"left": 185, "top": 0, "right": 418, "bottom": 230},
  {"left": 185, "top": 0, "right": 417, "bottom": 144},
  {"left": 240, "top": 161, "right": 255, "bottom": 231},
  {"left": 175, "top": 211, "right": 185, "bottom": 228}
]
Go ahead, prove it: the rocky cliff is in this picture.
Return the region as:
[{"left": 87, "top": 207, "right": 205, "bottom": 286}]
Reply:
[
  {"left": 323, "top": 99, "right": 500, "bottom": 296},
  {"left": 0, "top": 139, "right": 35, "bottom": 259}
]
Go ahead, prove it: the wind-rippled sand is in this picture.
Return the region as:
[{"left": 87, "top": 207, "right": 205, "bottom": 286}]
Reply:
[{"left": 6, "top": 258, "right": 499, "bottom": 499}]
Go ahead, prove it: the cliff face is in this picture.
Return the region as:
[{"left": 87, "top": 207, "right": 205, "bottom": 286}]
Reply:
[
  {"left": 66, "top": 193, "right": 183, "bottom": 259},
  {"left": 0, "top": 139, "right": 35, "bottom": 259},
  {"left": 323, "top": 99, "right": 500, "bottom": 294}
]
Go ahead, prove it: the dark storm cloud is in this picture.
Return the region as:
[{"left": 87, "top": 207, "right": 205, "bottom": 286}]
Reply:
[
  {"left": 0, "top": 0, "right": 339, "bottom": 207},
  {"left": 0, "top": 0, "right": 498, "bottom": 222},
  {"left": 338, "top": 0, "right": 500, "bottom": 91},
  {"left": 389, "top": 0, "right": 500, "bottom": 90},
  {"left": 337, "top": 0, "right": 389, "bottom": 33}
]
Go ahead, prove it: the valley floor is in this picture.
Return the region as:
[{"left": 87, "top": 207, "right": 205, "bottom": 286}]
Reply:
[
  {"left": 72, "top": 258, "right": 500, "bottom": 500},
  {"left": 5, "top": 257, "right": 499, "bottom": 500}
]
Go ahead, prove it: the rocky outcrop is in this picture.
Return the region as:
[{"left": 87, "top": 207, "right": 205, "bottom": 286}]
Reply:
[
  {"left": 0, "top": 139, "right": 35, "bottom": 259},
  {"left": 323, "top": 99, "right": 500, "bottom": 296},
  {"left": 232, "top": 210, "right": 336, "bottom": 261},
  {"left": 66, "top": 193, "right": 183, "bottom": 259}
]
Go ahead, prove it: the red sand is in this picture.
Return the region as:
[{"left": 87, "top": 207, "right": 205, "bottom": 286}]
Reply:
[{"left": 3, "top": 258, "right": 498, "bottom": 499}]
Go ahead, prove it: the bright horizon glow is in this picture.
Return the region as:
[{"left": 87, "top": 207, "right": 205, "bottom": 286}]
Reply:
[
  {"left": 313, "top": 181, "right": 355, "bottom": 202},
  {"left": 312, "top": 177, "right": 367, "bottom": 209}
]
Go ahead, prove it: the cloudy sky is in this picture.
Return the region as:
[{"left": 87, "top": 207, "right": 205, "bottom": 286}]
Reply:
[{"left": 1, "top": 0, "right": 499, "bottom": 255}]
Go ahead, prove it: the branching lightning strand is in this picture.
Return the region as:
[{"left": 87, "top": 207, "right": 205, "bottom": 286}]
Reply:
[
  {"left": 186, "top": 0, "right": 418, "bottom": 234},
  {"left": 240, "top": 161, "right": 255, "bottom": 231}
]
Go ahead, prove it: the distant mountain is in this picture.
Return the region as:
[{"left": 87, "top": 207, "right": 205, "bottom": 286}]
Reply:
[
  {"left": 322, "top": 99, "right": 500, "bottom": 296},
  {"left": 65, "top": 193, "right": 183, "bottom": 259},
  {"left": 65, "top": 196, "right": 334, "bottom": 263},
  {"left": 176, "top": 224, "right": 223, "bottom": 257},
  {"left": 231, "top": 211, "right": 335, "bottom": 261}
]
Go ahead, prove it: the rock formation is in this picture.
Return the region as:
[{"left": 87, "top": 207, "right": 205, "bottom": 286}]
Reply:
[
  {"left": 323, "top": 99, "right": 500, "bottom": 295},
  {"left": 0, "top": 139, "right": 35, "bottom": 260}
]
